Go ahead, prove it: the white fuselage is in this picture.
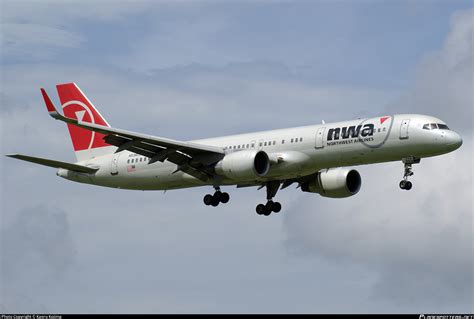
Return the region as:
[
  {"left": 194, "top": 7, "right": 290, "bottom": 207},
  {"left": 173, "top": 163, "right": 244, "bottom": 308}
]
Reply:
[{"left": 58, "top": 114, "right": 462, "bottom": 190}]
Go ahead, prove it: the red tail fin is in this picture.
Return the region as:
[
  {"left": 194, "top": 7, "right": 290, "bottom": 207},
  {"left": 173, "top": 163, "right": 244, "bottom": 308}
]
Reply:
[{"left": 56, "top": 83, "right": 110, "bottom": 153}]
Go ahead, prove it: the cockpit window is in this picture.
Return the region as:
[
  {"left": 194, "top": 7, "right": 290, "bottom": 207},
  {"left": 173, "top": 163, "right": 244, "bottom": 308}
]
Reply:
[
  {"left": 423, "top": 123, "right": 450, "bottom": 130},
  {"left": 437, "top": 124, "right": 449, "bottom": 130}
]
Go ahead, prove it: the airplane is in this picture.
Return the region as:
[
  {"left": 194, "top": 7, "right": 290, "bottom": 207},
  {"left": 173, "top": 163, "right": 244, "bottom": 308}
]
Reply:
[{"left": 7, "top": 83, "right": 463, "bottom": 216}]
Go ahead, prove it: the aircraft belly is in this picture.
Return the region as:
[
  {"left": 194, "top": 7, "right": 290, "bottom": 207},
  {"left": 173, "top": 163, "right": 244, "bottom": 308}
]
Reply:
[{"left": 91, "top": 160, "right": 205, "bottom": 190}]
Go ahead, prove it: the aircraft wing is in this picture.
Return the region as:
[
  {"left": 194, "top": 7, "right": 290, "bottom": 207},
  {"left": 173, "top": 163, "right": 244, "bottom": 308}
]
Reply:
[{"left": 41, "top": 89, "right": 224, "bottom": 181}]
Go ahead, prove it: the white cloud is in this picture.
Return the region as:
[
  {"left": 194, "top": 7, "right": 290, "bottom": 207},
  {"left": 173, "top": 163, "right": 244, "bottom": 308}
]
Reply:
[
  {"left": 1, "top": 0, "right": 154, "bottom": 25},
  {"left": 283, "top": 141, "right": 473, "bottom": 310},
  {"left": 283, "top": 8, "right": 474, "bottom": 311},
  {"left": 1, "top": 0, "right": 154, "bottom": 60},
  {"left": 1, "top": 205, "right": 76, "bottom": 312},
  {"left": 2, "top": 23, "right": 85, "bottom": 60},
  {"left": 444, "top": 8, "right": 474, "bottom": 69},
  {"left": 398, "top": 8, "right": 473, "bottom": 132}
]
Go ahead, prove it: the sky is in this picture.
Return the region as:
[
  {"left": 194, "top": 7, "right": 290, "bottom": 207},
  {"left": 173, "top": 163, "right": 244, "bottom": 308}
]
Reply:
[{"left": 1, "top": 0, "right": 473, "bottom": 314}]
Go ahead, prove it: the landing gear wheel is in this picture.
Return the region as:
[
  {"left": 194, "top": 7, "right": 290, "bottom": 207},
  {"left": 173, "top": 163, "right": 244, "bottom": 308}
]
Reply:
[
  {"left": 210, "top": 196, "right": 220, "bottom": 207},
  {"left": 220, "top": 192, "right": 230, "bottom": 204},
  {"left": 256, "top": 204, "right": 265, "bottom": 215},
  {"left": 263, "top": 207, "right": 272, "bottom": 216},
  {"left": 203, "top": 194, "right": 213, "bottom": 206},
  {"left": 272, "top": 202, "right": 282, "bottom": 213},
  {"left": 399, "top": 180, "right": 413, "bottom": 190},
  {"left": 265, "top": 201, "right": 274, "bottom": 211}
]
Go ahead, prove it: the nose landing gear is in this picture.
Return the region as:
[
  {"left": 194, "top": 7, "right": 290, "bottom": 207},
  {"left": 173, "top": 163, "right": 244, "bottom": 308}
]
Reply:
[
  {"left": 399, "top": 157, "right": 420, "bottom": 190},
  {"left": 399, "top": 179, "right": 412, "bottom": 190},
  {"left": 203, "top": 187, "right": 230, "bottom": 207}
]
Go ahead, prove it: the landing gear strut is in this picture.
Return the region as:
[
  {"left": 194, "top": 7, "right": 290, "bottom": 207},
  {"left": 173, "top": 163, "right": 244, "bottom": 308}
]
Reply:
[
  {"left": 399, "top": 157, "right": 420, "bottom": 190},
  {"left": 256, "top": 181, "right": 282, "bottom": 216},
  {"left": 203, "top": 187, "right": 230, "bottom": 207}
]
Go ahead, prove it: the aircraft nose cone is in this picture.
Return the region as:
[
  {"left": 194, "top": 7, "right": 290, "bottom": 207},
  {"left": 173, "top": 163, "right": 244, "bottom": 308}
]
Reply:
[{"left": 447, "top": 131, "right": 463, "bottom": 150}]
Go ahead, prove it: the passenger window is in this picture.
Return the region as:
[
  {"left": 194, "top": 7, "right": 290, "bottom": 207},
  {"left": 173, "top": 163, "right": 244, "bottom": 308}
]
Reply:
[
  {"left": 251, "top": 143, "right": 255, "bottom": 148},
  {"left": 291, "top": 138, "right": 293, "bottom": 143},
  {"left": 299, "top": 138, "right": 303, "bottom": 142},
  {"left": 430, "top": 123, "right": 438, "bottom": 130},
  {"left": 264, "top": 142, "right": 267, "bottom": 146},
  {"left": 423, "top": 124, "right": 430, "bottom": 130},
  {"left": 282, "top": 139, "right": 285, "bottom": 144},
  {"left": 127, "top": 159, "right": 130, "bottom": 164},
  {"left": 273, "top": 141, "right": 276, "bottom": 145}
]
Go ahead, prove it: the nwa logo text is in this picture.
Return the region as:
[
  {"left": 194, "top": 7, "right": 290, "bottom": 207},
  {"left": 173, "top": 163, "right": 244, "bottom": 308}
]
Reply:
[{"left": 327, "top": 124, "right": 374, "bottom": 141}]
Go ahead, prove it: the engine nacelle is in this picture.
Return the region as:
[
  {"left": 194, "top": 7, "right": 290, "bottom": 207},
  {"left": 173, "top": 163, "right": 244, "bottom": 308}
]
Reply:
[
  {"left": 301, "top": 168, "right": 361, "bottom": 198},
  {"left": 215, "top": 150, "right": 270, "bottom": 180}
]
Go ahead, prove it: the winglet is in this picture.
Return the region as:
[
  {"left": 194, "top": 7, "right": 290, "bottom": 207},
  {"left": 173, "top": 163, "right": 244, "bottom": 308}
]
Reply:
[
  {"left": 40, "top": 88, "right": 75, "bottom": 123},
  {"left": 41, "top": 88, "right": 57, "bottom": 113}
]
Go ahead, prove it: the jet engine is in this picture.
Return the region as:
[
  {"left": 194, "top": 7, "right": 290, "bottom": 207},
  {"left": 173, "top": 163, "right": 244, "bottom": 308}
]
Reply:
[
  {"left": 215, "top": 150, "right": 270, "bottom": 180},
  {"left": 301, "top": 168, "right": 361, "bottom": 198}
]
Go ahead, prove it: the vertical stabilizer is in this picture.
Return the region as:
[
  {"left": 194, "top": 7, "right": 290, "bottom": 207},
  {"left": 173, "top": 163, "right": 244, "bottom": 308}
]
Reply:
[{"left": 55, "top": 83, "right": 116, "bottom": 161}]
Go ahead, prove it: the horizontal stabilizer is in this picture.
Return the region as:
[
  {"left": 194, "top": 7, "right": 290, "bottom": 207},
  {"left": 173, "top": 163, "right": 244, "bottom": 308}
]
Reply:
[{"left": 6, "top": 154, "right": 98, "bottom": 174}]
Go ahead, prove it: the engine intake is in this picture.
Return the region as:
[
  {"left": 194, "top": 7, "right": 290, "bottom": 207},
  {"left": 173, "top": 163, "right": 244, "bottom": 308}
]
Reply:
[
  {"left": 215, "top": 150, "right": 270, "bottom": 180},
  {"left": 301, "top": 168, "right": 361, "bottom": 198}
]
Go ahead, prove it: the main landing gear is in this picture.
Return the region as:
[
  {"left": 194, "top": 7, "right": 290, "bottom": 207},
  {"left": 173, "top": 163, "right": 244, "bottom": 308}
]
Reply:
[
  {"left": 203, "top": 187, "right": 230, "bottom": 207},
  {"left": 256, "top": 181, "right": 282, "bottom": 216},
  {"left": 399, "top": 157, "right": 420, "bottom": 190}
]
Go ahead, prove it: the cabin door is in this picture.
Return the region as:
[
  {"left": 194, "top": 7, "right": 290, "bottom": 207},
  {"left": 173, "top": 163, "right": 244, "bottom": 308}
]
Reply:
[
  {"left": 315, "top": 127, "right": 325, "bottom": 149},
  {"left": 400, "top": 119, "right": 410, "bottom": 139},
  {"left": 111, "top": 153, "right": 120, "bottom": 176}
]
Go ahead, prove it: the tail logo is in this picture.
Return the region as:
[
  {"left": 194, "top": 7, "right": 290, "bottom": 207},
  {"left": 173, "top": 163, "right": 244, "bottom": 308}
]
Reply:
[{"left": 62, "top": 100, "right": 99, "bottom": 151}]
